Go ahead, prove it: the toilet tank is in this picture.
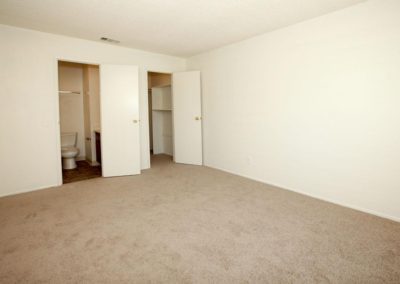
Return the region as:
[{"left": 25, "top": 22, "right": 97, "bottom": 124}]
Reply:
[{"left": 61, "top": 132, "right": 77, "bottom": 147}]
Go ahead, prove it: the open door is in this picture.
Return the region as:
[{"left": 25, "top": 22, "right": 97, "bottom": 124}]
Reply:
[
  {"left": 82, "top": 66, "right": 92, "bottom": 162},
  {"left": 172, "top": 71, "right": 203, "bottom": 165},
  {"left": 100, "top": 64, "right": 141, "bottom": 177}
]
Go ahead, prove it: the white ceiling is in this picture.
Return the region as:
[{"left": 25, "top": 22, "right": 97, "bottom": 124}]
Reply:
[{"left": 0, "top": 0, "right": 366, "bottom": 57}]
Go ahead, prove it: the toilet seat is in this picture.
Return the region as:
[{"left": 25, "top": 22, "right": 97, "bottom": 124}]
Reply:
[
  {"left": 61, "top": 146, "right": 79, "bottom": 158},
  {"left": 60, "top": 132, "right": 80, "bottom": 170}
]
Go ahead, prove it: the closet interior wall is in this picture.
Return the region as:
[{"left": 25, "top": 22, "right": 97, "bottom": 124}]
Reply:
[{"left": 148, "top": 72, "right": 172, "bottom": 157}]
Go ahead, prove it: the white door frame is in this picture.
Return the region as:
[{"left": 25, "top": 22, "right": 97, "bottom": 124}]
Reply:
[{"left": 54, "top": 58, "right": 101, "bottom": 185}]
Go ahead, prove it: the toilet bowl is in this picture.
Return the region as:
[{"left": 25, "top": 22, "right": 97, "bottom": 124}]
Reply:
[{"left": 61, "top": 132, "right": 80, "bottom": 169}]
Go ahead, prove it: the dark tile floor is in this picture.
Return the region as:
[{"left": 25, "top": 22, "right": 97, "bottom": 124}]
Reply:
[{"left": 62, "top": 161, "right": 102, "bottom": 184}]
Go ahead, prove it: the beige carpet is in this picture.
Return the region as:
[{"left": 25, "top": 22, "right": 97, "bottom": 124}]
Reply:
[{"left": 0, "top": 155, "right": 399, "bottom": 283}]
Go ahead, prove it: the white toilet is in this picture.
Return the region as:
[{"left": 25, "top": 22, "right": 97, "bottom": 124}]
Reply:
[{"left": 61, "top": 132, "right": 80, "bottom": 170}]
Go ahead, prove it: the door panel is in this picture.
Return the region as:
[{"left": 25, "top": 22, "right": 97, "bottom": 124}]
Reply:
[
  {"left": 172, "top": 71, "right": 203, "bottom": 165},
  {"left": 82, "top": 66, "right": 92, "bottom": 162},
  {"left": 83, "top": 90, "right": 92, "bottom": 162},
  {"left": 100, "top": 64, "right": 141, "bottom": 177}
]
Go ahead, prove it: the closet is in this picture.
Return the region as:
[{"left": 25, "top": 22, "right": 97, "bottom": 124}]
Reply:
[{"left": 148, "top": 72, "right": 173, "bottom": 157}]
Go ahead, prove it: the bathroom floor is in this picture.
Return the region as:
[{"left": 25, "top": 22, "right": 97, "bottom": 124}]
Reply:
[{"left": 62, "top": 161, "right": 102, "bottom": 184}]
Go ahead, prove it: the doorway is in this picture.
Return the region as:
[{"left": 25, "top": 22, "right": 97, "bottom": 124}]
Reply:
[
  {"left": 147, "top": 71, "right": 203, "bottom": 167},
  {"left": 58, "top": 60, "right": 102, "bottom": 183},
  {"left": 147, "top": 72, "right": 173, "bottom": 163},
  {"left": 57, "top": 65, "right": 201, "bottom": 184}
]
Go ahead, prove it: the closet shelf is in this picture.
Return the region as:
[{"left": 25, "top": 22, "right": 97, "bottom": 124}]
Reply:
[
  {"left": 152, "top": 108, "right": 172, "bottom": 111},
  {"left": 152, "top": 84, "right": 171, "bottom": 88},
  {"left": 59, "top": 90, "right": 81, "bottom": 95}
]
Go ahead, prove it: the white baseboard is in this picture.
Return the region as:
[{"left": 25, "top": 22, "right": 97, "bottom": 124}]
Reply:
[
  {"left": 206, "top": 164, "right": 400, "bottom": 223},
  {"left": 0, "top": 183, "right": 60, "bottom": 199},
  {"left": 2, "top": 162, "right": 398, "bottom": 223}
]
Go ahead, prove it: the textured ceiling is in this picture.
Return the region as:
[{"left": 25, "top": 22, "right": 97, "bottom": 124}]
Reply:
[{"left": 0, "top": 0, "right": 366, "bottom": 57}]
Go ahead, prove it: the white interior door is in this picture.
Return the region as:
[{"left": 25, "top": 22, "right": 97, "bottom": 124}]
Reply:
[
  {"left": 172, "top": 71, "right": 203, "bottom": 165},
  {"left": 82, "top": 89, "right": 92, "bottom": 161},
  {"left": 100, "top": 64, "right": 141, "bottom": 177}
]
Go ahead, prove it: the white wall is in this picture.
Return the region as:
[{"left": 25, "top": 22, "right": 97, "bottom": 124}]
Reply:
[
  {"left": 0, "top": 24, "right": 185, "bottom": 197},
  {"left": 58, "top": 62, "right": 85, "bottom": 159},
  {"left": 188, "top": 0, "right": 400, "bottom": 221}
]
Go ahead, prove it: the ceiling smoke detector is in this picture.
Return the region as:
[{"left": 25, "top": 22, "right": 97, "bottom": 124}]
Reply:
[{"left": 100, "top": 37, "right": 120, "bottom": 44}]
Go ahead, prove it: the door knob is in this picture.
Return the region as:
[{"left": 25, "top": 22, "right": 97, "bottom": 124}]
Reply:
[
  {"left": 133, "top": 119, "right": 140, "bottom": 123},
  {"left": 195, "top": 116, "right": 202, "bottom": 121}
]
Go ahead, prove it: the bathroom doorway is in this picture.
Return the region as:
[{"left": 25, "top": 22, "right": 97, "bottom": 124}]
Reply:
[
  {"left": 147, "top": 72, "right": 173, "bottom": 164},
  {"left": 58, "top": 60, "right": 102, "bottom": 183}
]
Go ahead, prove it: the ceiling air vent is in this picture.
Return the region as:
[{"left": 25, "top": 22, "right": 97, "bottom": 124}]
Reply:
[{"left": 100, "top": 37, "right": 120, "bottom": 44}]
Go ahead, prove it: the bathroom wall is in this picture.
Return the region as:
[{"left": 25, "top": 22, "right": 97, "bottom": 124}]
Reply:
[
  {"left": 58, "top": 62, "right": 85, "bottom": 160},
  {"left": 87, "top": 66, "right": 101, "bottom": 132}
]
